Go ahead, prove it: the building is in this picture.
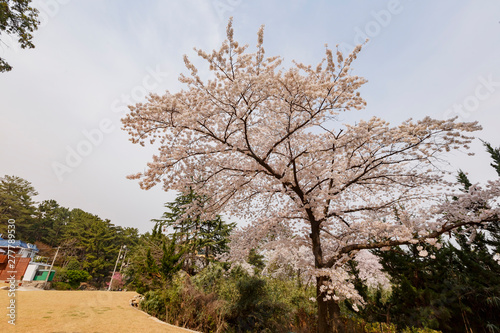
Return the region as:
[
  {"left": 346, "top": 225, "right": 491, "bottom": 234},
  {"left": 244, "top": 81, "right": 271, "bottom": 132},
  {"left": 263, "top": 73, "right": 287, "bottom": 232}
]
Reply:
[{"left": 0, "top": 235, "right": 54, "bottom": 282}]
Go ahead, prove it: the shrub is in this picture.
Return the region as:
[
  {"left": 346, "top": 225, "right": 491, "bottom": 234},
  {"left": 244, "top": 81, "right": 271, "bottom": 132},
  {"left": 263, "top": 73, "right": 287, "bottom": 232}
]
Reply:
[
  {"left": 140, "top": 272, "right": 227, "bottom": 332},
  {"left": 65, "top": 258, "right": 81, "bottom": 270},
  {"left": 55, "top": 268, "right": 91, "bottom": 289},
  {"left": 140, "top": 290, "right": 166, "bottom": 320},
  {"left": 107, "top": 272, "right": 124, "bottom": 290},
  {"left": 225, "top": 275, "right": 290, "bottom": 333},
  {"left": 140, "top": 265, "right": 318, "bottom": 332},
  {"left": 401, "top": 328, "right": 442, "bottom": 333},
  {"left": 53, "top": 282, "right": 72, "bottom": 290}
]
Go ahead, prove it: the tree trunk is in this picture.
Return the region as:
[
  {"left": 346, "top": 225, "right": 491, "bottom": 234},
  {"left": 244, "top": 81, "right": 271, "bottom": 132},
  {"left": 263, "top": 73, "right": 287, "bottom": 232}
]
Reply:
[
  {"left": 205, "top": 245, "right": 209, "bottom": 267},
  {"left": 317, "top": 276, "right": 345, "bottom": 333}
]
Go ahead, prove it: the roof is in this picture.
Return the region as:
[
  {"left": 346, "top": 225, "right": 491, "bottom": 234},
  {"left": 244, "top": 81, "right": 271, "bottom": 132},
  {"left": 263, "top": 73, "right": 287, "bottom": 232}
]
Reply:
[{"left": 0, "top": 236, "right": 39, "bottom": 252}]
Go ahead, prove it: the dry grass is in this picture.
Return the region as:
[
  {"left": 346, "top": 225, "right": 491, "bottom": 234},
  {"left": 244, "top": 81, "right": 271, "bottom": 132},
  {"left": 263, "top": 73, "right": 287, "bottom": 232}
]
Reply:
[{"left": 0, "top": 285, "right": 197, "bottom": 333}]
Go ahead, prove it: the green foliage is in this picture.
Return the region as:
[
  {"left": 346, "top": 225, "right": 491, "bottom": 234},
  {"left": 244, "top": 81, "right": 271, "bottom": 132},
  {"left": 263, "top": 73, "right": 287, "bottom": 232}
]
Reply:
[
  {"left": 146, "top": 248, "right": 158, "bottom": 276},
  {"left": 0, "top": 175, "right": 38, "bottom": 238},
  {"left": 456, "top": 170, "right": 471, "bottom": 191},
  {"left": 372, "top": 243, "right": 450, "bottom": 329},
  {"left": 31, "top": 199, "right": 71, "bottom": 246},
  {"left": 484, "top": 141, "right": 500, "bottom": 176},
  {"left": 63, "top": 209, "right": 119, "bottom": 285},
  {"left": 128, "top": 232, "right": 184, "bottom": 293},
  {"left": 140, "top": 289, "right": 167, "bottom": 319},
  {"left": 224, "top": 275, "right": 289, "bottom": 333},
  {"left": 139, "top": 263, "right": 317, "bottom": 333},
  {"left": 65, "top": 258, "right": 81, "bottom": 270},
  {"left": 52, "top": 282, "right": 72, "bottom": 290},
  {"left": 159, "top": 239, "right": 183, "bottom": 282},
  {"left": 140, "top": 272, "right": 228, "bottom": 332},
  {"left": 340, "top": 318, "right": 398, "bottom": 333},
  {"left": 0, "top": 0, "right": 39, "bottom": 72},
  {"left": 362, "top": 142, "right": 500, "bottom": 332},
  {"left": 55, "top": 268, "right": 91, "bottom": 289},
  {"left": 401, "top": 328, "right": 442, "bottom": 333},
  {"left": 65, "top": 269, "right": 91, "bottom": 288},
  {"left": 55, "top": 209, "right": 139, "bottom": 288},
  {"left": 153, "top": 189, "right": 235, "bottom": 273},
  {"left": 0, "top": 174, "right": 140, "bottom": 289},
  {"left": 372, "top": 227, "right": 500, "bottom": 332},
  {"left": 247, "top": 248, "right": 265, "bottom": 274},
  {"left": 193, "top": 262, "right": 226, "bottom": 293},
  {"left": 346, "top": 259, "right": 391, "bottom": 324}
]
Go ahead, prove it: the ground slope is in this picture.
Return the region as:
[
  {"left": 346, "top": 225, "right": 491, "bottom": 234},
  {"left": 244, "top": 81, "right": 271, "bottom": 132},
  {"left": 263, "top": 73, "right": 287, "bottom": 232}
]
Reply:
[{"left": 1, "top": 289, "right": 196, "bottom": 333}]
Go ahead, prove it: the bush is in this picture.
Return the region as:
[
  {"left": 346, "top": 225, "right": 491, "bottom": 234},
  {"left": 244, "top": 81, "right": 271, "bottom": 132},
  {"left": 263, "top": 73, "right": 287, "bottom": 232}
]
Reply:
[
  {"left": 140, "top": 272, "right": 227, "bottom": 332},
  {"left": 223, "top": 274, "right": 291, "bottom": 333},
  {"left": 55, "top": 268, "right": 91, "bottom": 289},
  {"left": 53, "top": 282, "right": 72, "bottom": 290},
  {"left": 140, "top": 290, "right": 167, "bottom": 320},
  {"left": 139, "top": 265, "right": 318, "bottom": 332},
  {"left": 65, "top": 258, "right": 81, "bottom": 270},
  {"left": 107, "top": 272, "right": 124, "bottom": 290},
  {"left": 193, "top": 262, "right": 226, "bottom": 293},
  {"left": 401, "top": 328, "right": 442, "bottom": 333}
]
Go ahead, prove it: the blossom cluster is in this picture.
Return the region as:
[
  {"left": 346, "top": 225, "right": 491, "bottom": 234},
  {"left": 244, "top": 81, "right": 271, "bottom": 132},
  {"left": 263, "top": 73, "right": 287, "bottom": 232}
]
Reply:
[{"left": 122, "top": 19, "right": 497, "bottom": 305}]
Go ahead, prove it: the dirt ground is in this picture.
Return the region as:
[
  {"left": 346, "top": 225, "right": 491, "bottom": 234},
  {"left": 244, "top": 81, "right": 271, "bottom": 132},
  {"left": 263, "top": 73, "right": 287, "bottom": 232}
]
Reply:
[{"left": 0, "top": 285, "right": 197, "bottom": 333}]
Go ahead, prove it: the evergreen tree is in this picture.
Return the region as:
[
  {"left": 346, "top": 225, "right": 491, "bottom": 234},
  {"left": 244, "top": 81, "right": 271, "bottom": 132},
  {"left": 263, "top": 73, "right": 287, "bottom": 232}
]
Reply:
[
  {"left": 456, "top": 170, "right": 472, "bottom": 191},
  {"left": 484, "top": 141, "right": 500, "bottom": 176},
  {"left": 154, "top": 189, "right": 235, "bottom": 273},
  {"left": 63, "top": 209, "right": 118, "bottom": 286},
  {"left": 368, "top": 143, "right": 500, "bottom": 332},
  {"left": 30, "top": 199, "right": 70, "bottom": 246},
  {"left": 248, "top": 248, "right": 266, "bottom": 274},
  {"left": 159, "top": 239, "right": 183, "bottom": 282},
  {"left": 127, "top": 232, "right": 184, "bottom": 293},
  {"left": 0, "top": 175, "right": 38, "bottom": 239},
  {"left": 145, "top": 247, "right": 159, "bottom": 282},
  {"left": 198, "top": 214, "right": 234, "bottom": 267}
]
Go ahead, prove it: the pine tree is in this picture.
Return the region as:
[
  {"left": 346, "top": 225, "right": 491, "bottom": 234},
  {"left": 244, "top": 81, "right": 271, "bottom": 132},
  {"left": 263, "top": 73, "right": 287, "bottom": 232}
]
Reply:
[
  {"left": 484, "top": 141, "right": 500, "bottom": 176},
  {"left": 369, "top": 143, "right": 500, "bottom": 332},
  {"left": 159, "top": 239, "right": 183, "bottom": 282},
  {"left": 30, "top": 200, "right": 70, "bottom": 246},
  {"left": 154, "top": 189, "right": 235, "bottom": 273},
  {"left": 63, "top": 209, "right": 118, "bottom": 285},
  {"left": 0, "top": 175, "right": 38, "bottom": 239}
]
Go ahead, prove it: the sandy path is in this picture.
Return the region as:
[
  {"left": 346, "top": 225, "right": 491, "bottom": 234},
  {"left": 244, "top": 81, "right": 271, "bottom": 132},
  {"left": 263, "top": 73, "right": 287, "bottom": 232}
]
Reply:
[{"left": 0, "top": 288, "right": 197, "bottom": 333}]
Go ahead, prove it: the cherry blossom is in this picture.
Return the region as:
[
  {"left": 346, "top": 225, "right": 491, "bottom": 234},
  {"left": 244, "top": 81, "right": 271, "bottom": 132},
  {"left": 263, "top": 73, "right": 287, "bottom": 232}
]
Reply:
[{"left": 122, "top": 19, "right": 495, "bottom": 331}]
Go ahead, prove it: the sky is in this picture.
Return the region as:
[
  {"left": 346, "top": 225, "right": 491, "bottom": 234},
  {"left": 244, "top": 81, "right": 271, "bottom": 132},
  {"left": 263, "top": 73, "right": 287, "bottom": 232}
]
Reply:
[{"left": 0, "top": 0, "right": 499, "bottom": 234}]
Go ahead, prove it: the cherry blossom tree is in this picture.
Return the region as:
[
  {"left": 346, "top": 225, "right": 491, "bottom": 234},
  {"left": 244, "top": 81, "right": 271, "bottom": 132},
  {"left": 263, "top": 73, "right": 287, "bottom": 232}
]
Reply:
[{"left": 122, "top": 19, "right": 497, "bottom": 332}]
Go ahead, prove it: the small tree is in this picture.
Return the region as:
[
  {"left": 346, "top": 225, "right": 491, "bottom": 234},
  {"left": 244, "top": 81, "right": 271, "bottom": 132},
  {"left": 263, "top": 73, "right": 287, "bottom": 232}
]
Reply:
[
  {"left": 159, "top": 239, "right": 183, "bottom": 282},
  {"left": 154, "top": 189, "right": 235, "bottom": 272},
  {"left": 108, "top": 272, "right": 125, "bottom": 290},
  {"left": 123, "top": 19, "right": 497, "bottom": 332}
]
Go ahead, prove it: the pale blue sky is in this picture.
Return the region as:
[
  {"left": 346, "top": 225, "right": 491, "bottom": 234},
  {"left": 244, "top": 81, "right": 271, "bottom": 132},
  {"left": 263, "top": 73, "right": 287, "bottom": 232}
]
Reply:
[{"left": 1, "top": 0, "right": 499, "bottom": 233}]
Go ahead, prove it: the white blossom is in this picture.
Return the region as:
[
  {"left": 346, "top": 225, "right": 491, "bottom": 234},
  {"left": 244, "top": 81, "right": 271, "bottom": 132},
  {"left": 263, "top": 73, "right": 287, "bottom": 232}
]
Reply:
[
  {"left": 493, "top": 253, "right": 500, "bottom": 264},
  {"left": 122, "top": 19, "right": 494, "bottom": 310}
]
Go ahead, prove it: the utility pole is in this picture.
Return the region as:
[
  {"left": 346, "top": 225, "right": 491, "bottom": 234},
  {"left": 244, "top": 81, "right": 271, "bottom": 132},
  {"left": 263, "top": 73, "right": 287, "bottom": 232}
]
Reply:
[
  {"left": 43, "top": 247, "right": 59, "bottom": 290},
  {"left": 108, "top": 245, "right": 125, "bottom": 291},
  {"left": 119, "top": 246, "right": 129, "bottom": 274}
]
